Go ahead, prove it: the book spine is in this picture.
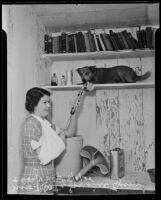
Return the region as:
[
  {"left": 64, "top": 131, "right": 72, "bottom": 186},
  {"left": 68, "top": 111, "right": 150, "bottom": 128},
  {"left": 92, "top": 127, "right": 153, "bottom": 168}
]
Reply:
[
  {"left": 100, "top": 33, "right": 108, "bottom": 51},
  {"left": 104, "top": 33, "right": 114, "bottom": 51},
  {"left": 117, "top": 32, "right": 127, "bottom": 49},
  {"left": 56, "top": 35, "right": 60, "bottom": 53},
  {"left": 48, "top": 35, "right": 53, "bottom": 53},
  {"left": 96, "top": 34, "right": 103, "bottom": 51},
  {"left": 152, "top": 27, "right": 157, "bottom": 49},
  {"left": 140, "top": 29, "right": 147, "bottom": 48},
  {"left": 83, "top": 32, "right": 91, "bottom": 52},
  {"left": 71, "top": 34, "right": 76, "bottom": 53},
  {"left": 80, "top": 31, "right": 86, "bottom": 52},
  {"left": 68, "top": 34, "right": 73, "bottom": 53},
  {"left": 51, "top": 33, "right": 57, "bottom": 53},
  {"left": 44, "top": 34, "right": 49, "bottom": 53},
  {"left": 73, "top": 34, "right": 78, "bottom": 53},
  {"left": 109, "top": 30, "right": 119, "bottom": 50},
  {"left": 146, "top": 27, "right": 152, "bottom": 49},
  {"left": 87, "top": 30, "right": 95, "bottom": 52},
  {"left": 129, "top": 32, "right": 139, "bottom": 49},
  {"left": 127, "top": 32, "right": 138, "bottom": 49},
  {"left": 61, "top": 32, "right": 66, "bottom": 53},
  {"left": 136, "top": 30, "right": 144, "bottom": 49},
  {"left": 77, "top": 32, "right": 84, "bottom": 52},
  {"left": 114, "top": 32, "right": 124, "bottom": 50},
  {"left": 119, "top": 32, "right": 129, "bottom": 49},
  {"left": 66, "top": 33, "right": 69, "bottom": 53},
  {"left": 75, "top": 33, "right": 80, "bottom": 52},
  {"left": 98, "top": 33, "right": 106, "bottom": 51},
  {"left": 121, "top": 30, "right": 133, "bottom": 49},
  {"left": 91, "top": 30, "right": 99, "bottom": 51}
]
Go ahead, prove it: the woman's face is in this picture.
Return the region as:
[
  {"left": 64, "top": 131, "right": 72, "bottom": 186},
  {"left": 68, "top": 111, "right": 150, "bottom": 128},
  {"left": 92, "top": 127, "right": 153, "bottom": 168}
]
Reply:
[{"left": 34, "top": 95, "right": 51, "bottom": 118}]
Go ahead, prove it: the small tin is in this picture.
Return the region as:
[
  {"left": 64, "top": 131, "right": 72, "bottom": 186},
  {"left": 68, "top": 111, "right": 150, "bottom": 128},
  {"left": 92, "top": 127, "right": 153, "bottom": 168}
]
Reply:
[{"left": 110, "top": 148, "right": 125, "bottom": 179}]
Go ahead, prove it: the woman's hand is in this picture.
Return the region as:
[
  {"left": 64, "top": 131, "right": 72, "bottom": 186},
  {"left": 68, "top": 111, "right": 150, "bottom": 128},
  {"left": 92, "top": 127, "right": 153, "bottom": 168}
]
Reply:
[{"left": 58, "top": 129, "right": 66, "bottom": 143}]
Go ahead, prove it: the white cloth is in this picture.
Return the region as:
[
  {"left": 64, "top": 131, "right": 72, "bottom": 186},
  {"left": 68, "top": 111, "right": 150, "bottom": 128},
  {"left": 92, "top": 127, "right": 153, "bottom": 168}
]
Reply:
[{"left": 30, "top": 114, "right": 65, "bottom": 165}]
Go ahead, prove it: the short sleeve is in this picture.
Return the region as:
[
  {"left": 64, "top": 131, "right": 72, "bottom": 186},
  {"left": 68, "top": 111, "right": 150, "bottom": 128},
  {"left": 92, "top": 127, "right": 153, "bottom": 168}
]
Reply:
[
  {"left": 22, "top": 117, "right": 42, "bottom": 157},
  {"left": 24, "top": 119, "right": 42, "bottom": 142}
]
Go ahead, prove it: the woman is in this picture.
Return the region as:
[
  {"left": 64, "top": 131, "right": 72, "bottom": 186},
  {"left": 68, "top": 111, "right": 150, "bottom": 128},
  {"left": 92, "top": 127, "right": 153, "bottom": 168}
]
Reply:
[
  {"left": 18, "top": 87, "right": 77, "bottom": 194},
  {"left": 18, "top": 84, "right": 94, "bottom": 194}
]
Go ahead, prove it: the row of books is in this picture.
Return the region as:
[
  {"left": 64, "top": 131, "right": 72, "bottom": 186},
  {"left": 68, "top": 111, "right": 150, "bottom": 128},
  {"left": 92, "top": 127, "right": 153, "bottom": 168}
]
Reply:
[{"left": 44, "top": 27, "right": 156, "bottom": 54}]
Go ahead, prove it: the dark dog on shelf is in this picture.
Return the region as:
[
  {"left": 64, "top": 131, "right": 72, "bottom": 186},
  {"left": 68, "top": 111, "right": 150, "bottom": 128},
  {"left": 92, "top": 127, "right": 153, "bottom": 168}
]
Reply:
[{"left": 76, "top": 65, "right": 151, "bottom": 84}]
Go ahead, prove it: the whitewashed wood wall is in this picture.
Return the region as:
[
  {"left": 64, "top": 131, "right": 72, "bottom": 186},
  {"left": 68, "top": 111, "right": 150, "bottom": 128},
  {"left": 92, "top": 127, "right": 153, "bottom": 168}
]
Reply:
[
  {"left": 3, "top": 5, "right": 47, "bottom": 193},
  {"left": 51, "top": 56, "right": 155, "bottom": 173}
]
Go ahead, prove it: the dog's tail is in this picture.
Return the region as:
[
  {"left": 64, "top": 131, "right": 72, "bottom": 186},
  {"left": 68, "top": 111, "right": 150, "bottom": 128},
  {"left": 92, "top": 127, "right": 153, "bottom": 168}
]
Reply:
[{"left": 135, "top": 71, "right": 151, "bottom": 81}]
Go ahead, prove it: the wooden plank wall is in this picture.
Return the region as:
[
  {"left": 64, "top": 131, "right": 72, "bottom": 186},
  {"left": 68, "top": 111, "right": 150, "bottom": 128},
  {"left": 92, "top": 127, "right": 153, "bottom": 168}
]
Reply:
[{"left": 51, "top": 56, "right": 155, "bottom": 173}]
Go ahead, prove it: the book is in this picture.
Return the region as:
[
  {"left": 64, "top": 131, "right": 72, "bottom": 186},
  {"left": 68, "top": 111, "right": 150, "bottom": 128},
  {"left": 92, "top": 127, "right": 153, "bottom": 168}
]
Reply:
[
  {"left": 44, "top": 34, "right": 49, "bottom": 53},
  {"left": 152, "top": 27, "right": 157, "bottom": 49},
  {"left": 68, "top": 34, "right": 73, "bottom": 53},
  {"left": 66, "top": 33, "right": 69, "bottom": 53},
  {"left": 77, "top": 31, "right": 86, "bottom": 52},
  {"left": 48, "top": 35, "right": 53, "bottom": 53},
  {"left": 87, "top": 30, "right": 96, "bottom": 52},
  {"left": 109, "top": 30, "right": 119, "bottom": 50},
  {"left": 73, "top": 33, "right": 78, "bottom": 53},
  {"left": 146, "top": 27, "right": 152, "bottom": 49},
  {"left": 96, "top": 34, "right": 103, "bottom": 51},
  {"left": 100, "top": 33, "right": 109, "bottom": 51},
  {"left": 80, "top": 32, "right": 87, "bottom": 52},
  {"left": 75, "top": 32, "right": 81, "bottom": 52},
  {"left": 140, "top": 29, "right": 147, "bottom": 48},
  {"left": 51, "top": 34, "right": 57, "bottom": 53},
  {"left": 83, "top": 32, "right": 91, "bottom": 52},
  {"left": 58, "top": 35, "right": 62, "bottom": 53},
  {"left": 127, "top": 32, "right": 139, "bottom": 49},
  {"left": 71, "top": 34, "right": 76, "bottom": 53},
  {"left": 98, "top": 33, "right": 106, "bottom": 51},
  {"left": 103, "top": 33, "right": 114, "bottom": 51},
  {"left": 91, "top": 30, "right": 99, "bottom": 51},
  {"left": 119, "top": 32, "right": 129, "bottom": 49},
  {"left": 136, "top": 30, "right": 144, "bottom": 49},
  {"left": 115, "top": 32, "right": 124, "bottom": 50},
  {"left": 90, "top": 31, "right": 97, "bottom": 52},
  {"left": 61, "top": 32, "right": 67, "bottom": 53},
  {"left": 55, "top": 36, "right": 60, "bottom": 53},
  {"left": 121, "top": 30, "right": 133, "bottom": 49},
  {"left": 117, "top": 32, "right": 127, "bottom": 49}
]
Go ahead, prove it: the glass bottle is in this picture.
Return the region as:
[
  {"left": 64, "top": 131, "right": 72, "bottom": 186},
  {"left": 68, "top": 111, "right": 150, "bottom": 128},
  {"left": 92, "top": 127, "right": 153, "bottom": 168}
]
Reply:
[
  {"left": 61, "top": 75, "right": 66, "bottom": 85},
  {"left": 51, "top": 73, "right": 58, "bottom": 86}
]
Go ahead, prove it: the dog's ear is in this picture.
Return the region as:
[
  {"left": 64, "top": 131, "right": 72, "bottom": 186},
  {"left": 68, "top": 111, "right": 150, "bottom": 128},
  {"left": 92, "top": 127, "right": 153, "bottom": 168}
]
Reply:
[
  {"left": 76, "top": 68, "right": 83, "bottom": 77},
  {"left": 76, "top": 68, "right": 81, "bottom": 74},
  {"left": 89, "top": 65, "right": 96, "bottom": 72}
]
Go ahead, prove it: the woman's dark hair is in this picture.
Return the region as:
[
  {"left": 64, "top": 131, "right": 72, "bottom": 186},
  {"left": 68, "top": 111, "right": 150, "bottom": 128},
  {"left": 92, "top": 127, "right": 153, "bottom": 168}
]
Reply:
[{"left": 25, "top": 87, "right": 51, "bottom": 113}]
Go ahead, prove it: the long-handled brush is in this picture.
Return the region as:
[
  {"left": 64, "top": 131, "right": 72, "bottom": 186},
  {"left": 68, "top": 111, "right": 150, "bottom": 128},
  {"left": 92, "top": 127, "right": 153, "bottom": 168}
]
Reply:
[{"left": 65, "top": 83, "right": 87, "bottom": 133}]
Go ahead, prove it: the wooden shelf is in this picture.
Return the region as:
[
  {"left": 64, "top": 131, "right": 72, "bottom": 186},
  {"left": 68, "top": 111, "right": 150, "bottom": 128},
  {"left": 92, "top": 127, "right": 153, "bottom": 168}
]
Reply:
[
  {"left": 55, "top": 172, "right": 155, "bottom": 192},
  {"left": 41, "top": 49, "right": 155, "bottom": 62},
  {"left": 43, "top": 82, "right": 155, "bottom": 91}
]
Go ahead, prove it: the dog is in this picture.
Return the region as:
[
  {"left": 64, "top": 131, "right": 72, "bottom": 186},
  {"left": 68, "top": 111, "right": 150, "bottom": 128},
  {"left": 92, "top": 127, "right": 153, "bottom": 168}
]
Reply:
[{"left": 76, "top": 65, "right": 151, "bottom": 84}]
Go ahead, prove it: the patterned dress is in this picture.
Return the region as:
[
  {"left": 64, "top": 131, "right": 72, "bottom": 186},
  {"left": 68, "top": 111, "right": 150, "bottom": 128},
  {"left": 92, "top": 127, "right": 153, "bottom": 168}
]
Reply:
[{"left": 18, "top": 115, "right": 57, "bottom": 194}]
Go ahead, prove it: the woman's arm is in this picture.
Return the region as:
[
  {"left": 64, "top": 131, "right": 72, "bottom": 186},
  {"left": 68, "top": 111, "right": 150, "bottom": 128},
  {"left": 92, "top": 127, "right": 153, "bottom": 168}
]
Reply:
[
  {"left": 57, "top": 82, "right": 94, "bottom": 138},
  {"left": 66, "top": 113, "right": 77, "bottom": 138}
]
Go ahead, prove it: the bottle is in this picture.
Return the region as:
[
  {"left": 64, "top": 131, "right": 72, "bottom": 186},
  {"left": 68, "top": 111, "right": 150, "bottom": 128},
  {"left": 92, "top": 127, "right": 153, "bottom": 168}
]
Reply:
[
  {"left": 66, "top": 69, "right": 72, "bottom": 86},
  {"left": 61, "top": 75, "right": 66, "bottom": 86},
  {"left": 51, "top": 73, "right": 58, "bottom": 86}
]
